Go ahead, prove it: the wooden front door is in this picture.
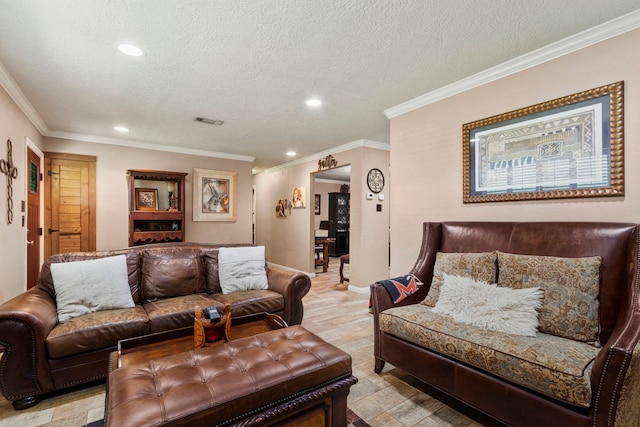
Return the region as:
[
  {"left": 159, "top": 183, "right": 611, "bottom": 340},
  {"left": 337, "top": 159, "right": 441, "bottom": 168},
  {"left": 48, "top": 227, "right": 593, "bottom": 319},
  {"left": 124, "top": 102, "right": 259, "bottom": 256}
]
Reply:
[
  {"left": 44, "top": 153, "right": 96, "bottom": 257},
  {"left": 26, "top": 147, "right": 41, "bottom": 289}
]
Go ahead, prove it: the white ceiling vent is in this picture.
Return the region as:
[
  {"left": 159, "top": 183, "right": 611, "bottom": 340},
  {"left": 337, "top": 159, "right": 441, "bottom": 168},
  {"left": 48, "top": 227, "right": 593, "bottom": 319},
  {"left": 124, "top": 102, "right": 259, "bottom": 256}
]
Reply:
[{"left": 195, "top": 117, "right": 224, "bottom": 126}]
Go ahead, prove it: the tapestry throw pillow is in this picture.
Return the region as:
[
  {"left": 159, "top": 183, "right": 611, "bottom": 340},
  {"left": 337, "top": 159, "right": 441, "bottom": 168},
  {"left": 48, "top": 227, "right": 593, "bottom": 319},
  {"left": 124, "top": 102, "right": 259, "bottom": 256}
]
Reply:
[
  {"left": 422, "top": 251, "right": 497, "bottom": 307},
  {"left": 497, "top": 252, "right": 602, "bottom": 342},
  {"left": 51, "top": 255, "right": 135, "bottom": 322},
  {"left": 218, "top": 246, "right": 268, "bottom": 294},
  {"left": 432, "top": 274, "right": 543, "bottom": 337}
]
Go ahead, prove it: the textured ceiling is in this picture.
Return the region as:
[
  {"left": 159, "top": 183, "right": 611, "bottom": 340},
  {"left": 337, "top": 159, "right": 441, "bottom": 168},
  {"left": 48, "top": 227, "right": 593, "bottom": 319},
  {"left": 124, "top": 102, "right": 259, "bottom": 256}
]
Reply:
[{"left": 0, "top": 1, "right": 639, "bottom": 172}]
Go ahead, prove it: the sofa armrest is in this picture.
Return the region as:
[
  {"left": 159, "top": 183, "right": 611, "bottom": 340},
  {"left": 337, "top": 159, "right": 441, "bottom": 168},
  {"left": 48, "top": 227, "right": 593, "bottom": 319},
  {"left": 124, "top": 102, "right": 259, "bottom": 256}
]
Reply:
[
  {"left": 0, "top": 287, "right": 59, "bottom": 402},
  {"left": 266, "top": 267, "right": 311, "bottom": 325},
  {"left": 591, "top": 309, "right": 640, "bottom": 426}
]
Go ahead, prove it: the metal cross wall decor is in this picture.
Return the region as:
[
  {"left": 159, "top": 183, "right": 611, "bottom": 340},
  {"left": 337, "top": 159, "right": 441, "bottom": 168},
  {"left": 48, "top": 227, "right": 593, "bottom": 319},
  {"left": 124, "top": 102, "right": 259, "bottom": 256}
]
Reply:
[{"left": 0, "top": 139, "right": 18, "bottom": 224}]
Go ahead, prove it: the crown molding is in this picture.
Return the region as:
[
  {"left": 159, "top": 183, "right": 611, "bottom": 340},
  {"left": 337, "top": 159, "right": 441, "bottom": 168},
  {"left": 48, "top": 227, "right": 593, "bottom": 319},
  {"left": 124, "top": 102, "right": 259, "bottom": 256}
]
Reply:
[
  {"left": 384, "top": 9, "right": 640, "bottom": 119},
  {"left": 0, "top": 60, "right": 48, "bottom": 133},
  {"left": 257, "top": 139, "right": 389, "bottom": 175},
  {"left": 44, "top": 130, "right": 255, "bottom": 162}
]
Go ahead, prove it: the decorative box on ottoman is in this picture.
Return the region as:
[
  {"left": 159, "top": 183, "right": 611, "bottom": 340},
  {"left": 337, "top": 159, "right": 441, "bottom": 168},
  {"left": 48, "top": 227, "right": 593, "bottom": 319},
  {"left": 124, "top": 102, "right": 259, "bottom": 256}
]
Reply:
[{"left": 105, "top": 325, "right": 357, "bottom": 427}]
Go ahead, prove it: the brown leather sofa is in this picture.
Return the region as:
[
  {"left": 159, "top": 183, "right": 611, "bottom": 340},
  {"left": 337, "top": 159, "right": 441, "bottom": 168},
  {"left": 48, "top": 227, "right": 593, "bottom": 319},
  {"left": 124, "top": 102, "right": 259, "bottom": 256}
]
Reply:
[
  {"left": 371, "top": 222, "right": 640, "bottom": 427},
  {"left": 0, "top": 243, "right": 311, "bottom": 410}
]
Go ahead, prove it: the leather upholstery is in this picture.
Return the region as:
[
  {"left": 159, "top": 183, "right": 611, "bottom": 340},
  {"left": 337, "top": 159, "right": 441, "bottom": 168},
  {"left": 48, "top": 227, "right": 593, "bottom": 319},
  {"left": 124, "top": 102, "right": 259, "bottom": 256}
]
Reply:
[
  {"left": 0, "top": 243, "right": 311, "bottom": 408},
  {"left": 141, "top": 248, "right": 207, "bottom": 301},
  {"left": 372, "top": 221, "right": 640, "bottom": 427},
  {"left": 105, "top": 326, "right": 353, "bottom": 427}
]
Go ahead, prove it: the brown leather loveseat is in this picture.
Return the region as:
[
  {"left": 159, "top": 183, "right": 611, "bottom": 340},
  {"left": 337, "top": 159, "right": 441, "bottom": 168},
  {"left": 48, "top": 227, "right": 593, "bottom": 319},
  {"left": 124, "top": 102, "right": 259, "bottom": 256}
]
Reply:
[
  {"left": 0, "top": 243, "right": 311, "bottom": 410},
  {"left": 371, "top": 222, "right": 640, "bottom": 427}
]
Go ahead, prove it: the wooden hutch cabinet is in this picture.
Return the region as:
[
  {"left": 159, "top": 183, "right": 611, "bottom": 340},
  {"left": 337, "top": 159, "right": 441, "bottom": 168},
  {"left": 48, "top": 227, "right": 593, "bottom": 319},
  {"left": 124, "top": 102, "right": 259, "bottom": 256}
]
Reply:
[
  {"left": 128, "top": 169, "right": 188, "bottom": 246},
  {"left": 328, "top": 192, "right": 350, "bottom": 256}
]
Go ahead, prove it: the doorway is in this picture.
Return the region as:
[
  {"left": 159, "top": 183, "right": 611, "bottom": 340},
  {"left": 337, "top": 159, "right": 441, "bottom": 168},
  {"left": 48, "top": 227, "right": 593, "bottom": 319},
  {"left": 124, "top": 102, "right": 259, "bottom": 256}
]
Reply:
[
  {"left": 313, "top": 165, "right": 350, "bottom": 274},
  {"left": 44, "top": 152, "right": 97, "bottom": 257},
  {"left": 26, "top": 144, "right": 41, "bottom": 289}
]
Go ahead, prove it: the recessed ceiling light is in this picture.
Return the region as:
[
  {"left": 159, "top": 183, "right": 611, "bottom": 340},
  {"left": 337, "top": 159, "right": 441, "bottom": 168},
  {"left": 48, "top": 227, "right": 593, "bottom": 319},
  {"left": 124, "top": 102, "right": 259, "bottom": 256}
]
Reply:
[
  {"left": 305, "top": 98, "right": 322, "bottom": 107},
  {"left": 117, "top": 43, "right": 145, "bottom": 57},
  {"left": 114, "top": 126, "right": 130, "bottom": 133},
  {"left": 286, "top": 151, "right": 296, "bottom": 156}
]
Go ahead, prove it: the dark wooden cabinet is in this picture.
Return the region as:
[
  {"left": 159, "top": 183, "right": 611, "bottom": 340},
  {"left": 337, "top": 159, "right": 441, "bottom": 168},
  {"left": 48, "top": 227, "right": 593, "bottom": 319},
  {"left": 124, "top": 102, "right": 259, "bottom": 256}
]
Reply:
[
  {"left": 328, "top": 192, "right": 349, "bottom": 256},
  {"left": 128, "top": 169, "right": 188, "bottom": 246}
]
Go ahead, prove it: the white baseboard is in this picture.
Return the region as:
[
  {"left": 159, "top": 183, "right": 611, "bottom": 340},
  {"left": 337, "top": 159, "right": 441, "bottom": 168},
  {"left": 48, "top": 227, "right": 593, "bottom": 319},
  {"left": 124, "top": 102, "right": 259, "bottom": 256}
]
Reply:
[
  {"left": 267, "top": 262, "right": 314, "bottom": 277},
  {"left": 348, "top": 284, "right": 370, "bottom": 295}
]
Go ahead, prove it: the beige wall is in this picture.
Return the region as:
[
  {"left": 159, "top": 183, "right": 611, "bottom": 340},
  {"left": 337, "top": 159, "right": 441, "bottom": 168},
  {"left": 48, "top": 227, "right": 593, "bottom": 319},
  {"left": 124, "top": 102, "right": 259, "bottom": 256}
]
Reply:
[
  {"left": 389, "top": 29, "right": 640, "bottom": 277},
  {"left": 0, "top": 86, "right": 45, "bottom": 302},
  {"left": 254, "top": 143, "right": 390, "bottom": 289},
  {"left": 44, "top": 137, "right": 254, "bottom": 250}
]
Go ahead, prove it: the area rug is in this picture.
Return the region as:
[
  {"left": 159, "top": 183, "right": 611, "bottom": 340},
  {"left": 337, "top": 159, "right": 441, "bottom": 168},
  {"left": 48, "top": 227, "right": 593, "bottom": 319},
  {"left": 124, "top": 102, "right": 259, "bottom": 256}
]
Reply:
[{"left": 88, "top": 408, "right": 370, "bottom": 426}]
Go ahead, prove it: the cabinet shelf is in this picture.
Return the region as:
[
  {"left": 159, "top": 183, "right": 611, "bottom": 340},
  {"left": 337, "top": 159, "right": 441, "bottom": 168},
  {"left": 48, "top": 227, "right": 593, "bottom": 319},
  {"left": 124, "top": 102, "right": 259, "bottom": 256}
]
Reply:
[{"left": 128, "top": 169, "right": 187, "bottom": 247}]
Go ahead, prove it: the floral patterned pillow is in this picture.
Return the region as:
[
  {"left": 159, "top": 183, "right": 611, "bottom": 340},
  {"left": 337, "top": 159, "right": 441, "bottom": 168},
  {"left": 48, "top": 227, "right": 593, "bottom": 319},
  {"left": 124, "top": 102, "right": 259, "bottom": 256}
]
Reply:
[
  {"left": 497, "top": 252, "right": 602, "bottom": 342},
  {"left": 422, "top": 251, "right": 497, "bottom": 307}
]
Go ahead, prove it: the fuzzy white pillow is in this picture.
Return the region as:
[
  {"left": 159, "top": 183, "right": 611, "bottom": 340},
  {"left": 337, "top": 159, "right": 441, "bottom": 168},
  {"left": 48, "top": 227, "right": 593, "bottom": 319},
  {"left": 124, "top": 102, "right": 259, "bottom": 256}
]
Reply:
[{"left": 432, "top": 274, "right": 543, "bottom": 337}]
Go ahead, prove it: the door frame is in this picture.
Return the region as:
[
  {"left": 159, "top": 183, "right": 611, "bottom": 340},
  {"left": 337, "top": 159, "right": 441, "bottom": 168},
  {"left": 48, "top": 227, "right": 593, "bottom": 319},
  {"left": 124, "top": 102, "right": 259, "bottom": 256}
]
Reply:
[{"left": 26, "top": 138, "right": 43, "bottom": 288}]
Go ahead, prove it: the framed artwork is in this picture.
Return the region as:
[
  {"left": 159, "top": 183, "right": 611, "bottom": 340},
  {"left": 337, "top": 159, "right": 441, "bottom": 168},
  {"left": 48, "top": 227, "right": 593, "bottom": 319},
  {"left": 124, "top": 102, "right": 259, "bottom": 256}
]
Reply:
[
  {"left": 292, "top": 186, "right": 306, "bottom": 208},
  {"left": 314, "top": 194, "right": 321, "bottom": 215},
  {"left": 193, "top": 168, "right": 237, "bottom": 221},
  {"left": 463, "top": 81, "right": 624, "bottom": 203},
  {"left": 275, "top": 199, "right": 288, "bottom": 217},
  {"left": 135, "top": 188, "right": 159, "bottom": 211}
]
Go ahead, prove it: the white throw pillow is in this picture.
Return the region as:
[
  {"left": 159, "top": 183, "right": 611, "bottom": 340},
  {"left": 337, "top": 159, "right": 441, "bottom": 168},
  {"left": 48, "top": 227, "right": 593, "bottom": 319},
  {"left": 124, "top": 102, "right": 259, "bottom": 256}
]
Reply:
[
  {"left": 218, "top": 246, "right": 268, "bottom": 294},
  {"left": 432, "top": 274, "right": 543, "bottom": 337},
  {"left": 51, "top": 255, "right": 135, "bottom": 322}
]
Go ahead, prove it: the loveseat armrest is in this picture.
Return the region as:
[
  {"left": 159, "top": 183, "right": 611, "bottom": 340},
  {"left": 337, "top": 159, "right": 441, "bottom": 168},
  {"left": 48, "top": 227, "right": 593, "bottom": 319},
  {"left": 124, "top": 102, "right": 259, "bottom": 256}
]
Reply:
[
  {"left": 266, "top": 267, "right": 311, "bottom": 325},
  {"left": 590, "top": 309, "right": 640, "bottom": 426},
  {"left": 369, "top": 282, "right": 428, "bottom": 315},
  {"left": 370, "top": 281, "right": 428, "bottom": 373},
  {"left": 0, "top": 287, "right": 59, "bottom": 404}
]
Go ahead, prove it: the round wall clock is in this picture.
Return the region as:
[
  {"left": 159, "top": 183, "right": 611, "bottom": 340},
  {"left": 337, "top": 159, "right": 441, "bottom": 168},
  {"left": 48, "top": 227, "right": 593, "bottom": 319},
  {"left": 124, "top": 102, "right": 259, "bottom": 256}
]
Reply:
[{"left": 367, "top": 168, "right": 385, "bottom": 193}]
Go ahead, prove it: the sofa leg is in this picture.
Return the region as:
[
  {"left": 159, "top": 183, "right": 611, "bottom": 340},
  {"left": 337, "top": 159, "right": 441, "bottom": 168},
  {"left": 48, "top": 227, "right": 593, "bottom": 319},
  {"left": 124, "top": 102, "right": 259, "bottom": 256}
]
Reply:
[
  {"left": 374, "top": 357, "right": 385, "bottom": 373},
  {"left": 12, "top": 395, "right": 41, "bottom": 410}
]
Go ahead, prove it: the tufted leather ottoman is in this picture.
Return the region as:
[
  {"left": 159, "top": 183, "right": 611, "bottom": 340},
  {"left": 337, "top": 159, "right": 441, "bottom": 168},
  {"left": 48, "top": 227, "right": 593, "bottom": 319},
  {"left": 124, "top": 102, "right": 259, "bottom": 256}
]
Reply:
[{"left": 105, "top": 325, "right": 357, "bottom": 426}]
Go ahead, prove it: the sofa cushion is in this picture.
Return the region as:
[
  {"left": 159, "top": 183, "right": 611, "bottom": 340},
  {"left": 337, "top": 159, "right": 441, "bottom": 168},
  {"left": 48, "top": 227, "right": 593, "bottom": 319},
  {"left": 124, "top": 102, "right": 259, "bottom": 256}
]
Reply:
[
  {"left": 422, "top": 251, "right": 497, "bottom": 307},
  {"left": 497, "top": 252, "right": 602, "bottom": 342},
  {"left": 141, "top": 248, "right": 206, "bottom": 302},
  {"left": 432, "top": 274, "right": 543, "bottom": 337},
  {"left": 51, "top": 255, "right": 135, "bottom": 322},
  {"left": 46, "top": 306, "right": 149, "bottom": 359},
  {"left": 379, "top": 304, "right": 600, "bottom": 407},
  {"left": 218, "top": 246, "right": 268, "bottom": 294},
  {"left": 143, "top": 294, "right": 225, "bottom": 334},
  {"left": 211, "top": 290, "right": 284, "bottom": 319}
]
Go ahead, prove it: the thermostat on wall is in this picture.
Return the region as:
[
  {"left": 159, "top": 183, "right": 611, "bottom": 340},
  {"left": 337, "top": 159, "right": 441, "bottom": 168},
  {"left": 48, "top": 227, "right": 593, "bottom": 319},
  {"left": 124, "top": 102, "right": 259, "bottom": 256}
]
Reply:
[{"left": 378, "top": 194, "right": 385, "bottom": 201}]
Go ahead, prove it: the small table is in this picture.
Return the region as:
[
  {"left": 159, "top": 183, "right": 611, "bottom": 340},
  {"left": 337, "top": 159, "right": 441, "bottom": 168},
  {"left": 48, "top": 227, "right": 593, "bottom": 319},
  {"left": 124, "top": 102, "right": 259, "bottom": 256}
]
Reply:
[
  {"left": 314, "top": 237, "right": 335, "bottom": 273},
  {"left": 110, "top": 312, "right": 288, "bottom": 370}
]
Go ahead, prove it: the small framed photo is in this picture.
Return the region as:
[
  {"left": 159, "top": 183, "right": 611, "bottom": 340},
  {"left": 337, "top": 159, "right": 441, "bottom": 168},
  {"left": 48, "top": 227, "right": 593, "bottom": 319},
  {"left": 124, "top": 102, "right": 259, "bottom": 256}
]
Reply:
[
  {"left": 292, "top": 187, "right": 306, "bottom": 208},
  {"left": 314, "top": 194, "right": 321, "bottom": 215},
  {"left": 135, "top": 188, "right": 159, "bottom": 211}
]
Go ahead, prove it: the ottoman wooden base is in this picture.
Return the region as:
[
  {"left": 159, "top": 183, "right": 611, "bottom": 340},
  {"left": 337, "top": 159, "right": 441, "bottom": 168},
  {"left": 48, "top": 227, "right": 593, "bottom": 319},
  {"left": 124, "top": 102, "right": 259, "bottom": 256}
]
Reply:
[{"left": 105, "top": 325, "right": 357, "bottom": 427}]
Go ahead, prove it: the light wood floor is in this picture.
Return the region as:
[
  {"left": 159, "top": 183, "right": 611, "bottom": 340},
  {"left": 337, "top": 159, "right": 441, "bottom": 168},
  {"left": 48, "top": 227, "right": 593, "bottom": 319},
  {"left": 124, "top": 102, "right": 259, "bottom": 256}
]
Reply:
[{"left": 0, "top": 258, "right": 502, "bottom": 427}]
